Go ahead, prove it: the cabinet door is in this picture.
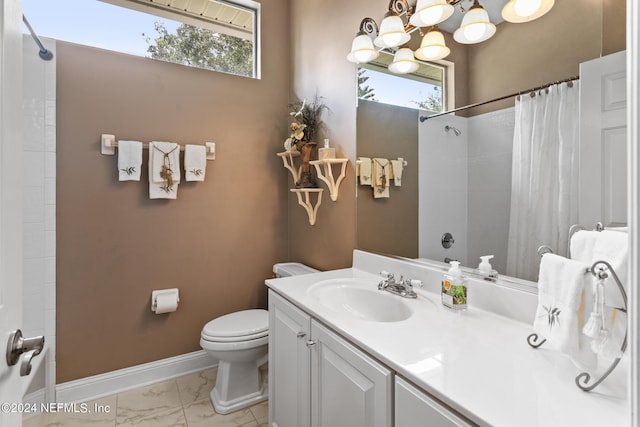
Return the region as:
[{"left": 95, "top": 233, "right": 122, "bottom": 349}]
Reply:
[
  {"left": 269, "top": 291, "right": 312, "bottom": 427},
  {"left": 310, "top": 321, "right": 392, "bottom": 427},
  {"left": 395, "top": 377, "right": 470, "bottom": 427}
]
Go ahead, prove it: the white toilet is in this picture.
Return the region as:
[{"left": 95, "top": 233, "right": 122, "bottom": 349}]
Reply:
[{"left": 200, "top": 262, "right": 318, "bottom": 414}]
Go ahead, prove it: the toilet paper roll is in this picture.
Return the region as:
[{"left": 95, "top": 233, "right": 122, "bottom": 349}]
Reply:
[{"left": 154, "top": 293, "right": 178, "bottom": 314}]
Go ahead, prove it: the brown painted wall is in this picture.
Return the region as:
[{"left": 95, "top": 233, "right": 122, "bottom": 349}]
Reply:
[
  {"left": 466, "top": 0, "right": 624, "bottom": 116},
  {"left": 356, "top": 100, "right": 418, "bottom": 258},
  {"left": 56, "top": 0, "right": 290, "bottom": 382},
  {"left": 287, "top": 0, "right": 371, "bottom": 271}
]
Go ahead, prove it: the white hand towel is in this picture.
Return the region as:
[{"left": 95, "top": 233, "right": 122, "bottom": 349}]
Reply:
[
  {"left": 533, "top": 253, "right": 597, "bottom": 369},
  {"left": 569, "top": 229, "right": 599, "bottom": 263},
  {"left": 358, "top": 157, "right": 372, "bottom": 186},
  {"left": 390, "top": 160, "right": 404, "bottom": 187},
  {"left": 184, "top": 144, "right": 207, "bottom": 182},
  {"left": 117, "top": 140, "right": 143, "bottom": 181},
  {"left": 148, "top": 142, "right": 180, "bottom": 199},
  {"left": 592, "top": 229, "right": 628, "bottom": 309},
  {"left": 372, "top": 158, "right": 390, "bottom": 199}
]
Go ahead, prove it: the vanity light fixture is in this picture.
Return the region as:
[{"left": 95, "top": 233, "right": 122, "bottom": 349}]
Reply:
[
  {"left": 415, "top": 26, "right": 450, "bottom": 61},
  {"left": 347, "top": 0, "right": 554, "bottom": 73},
  {"left": 452, "top": 1, "right": 496, "bottom": 44},
  {"left": 501, "top": 0, "right": 554, "bottom": 23}
]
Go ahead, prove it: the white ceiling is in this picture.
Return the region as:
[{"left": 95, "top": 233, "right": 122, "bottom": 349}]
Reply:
[{"left": 437, "top": 0, "right": 509, "bottom": 33}]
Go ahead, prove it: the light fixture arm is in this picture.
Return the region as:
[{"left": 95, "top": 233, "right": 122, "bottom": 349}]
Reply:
[
  {"left": 358, "top": 17, "right": 379, "bottom": 38},
  {"left": 388, "top": 0, "right": 410, "bottom": 16}
]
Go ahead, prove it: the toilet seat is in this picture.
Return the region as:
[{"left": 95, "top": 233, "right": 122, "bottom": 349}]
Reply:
[{"left": 201, "top": 309, "right": 268, "bottom": 343}]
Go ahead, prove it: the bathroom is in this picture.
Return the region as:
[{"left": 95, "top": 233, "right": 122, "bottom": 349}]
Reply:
[{"left": 1, "top": 0, "right": 639, "bottom": 426}]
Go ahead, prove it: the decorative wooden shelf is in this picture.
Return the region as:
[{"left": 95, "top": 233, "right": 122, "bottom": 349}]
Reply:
[
  {"left": 290, "top": 188, "right": 323, "bottom": 226},
  {"left": 277, "top": 151, "right": 301, "bottom": 183},
  {"left": 310, "top": 159, "right": 349, "bottom": 202}
]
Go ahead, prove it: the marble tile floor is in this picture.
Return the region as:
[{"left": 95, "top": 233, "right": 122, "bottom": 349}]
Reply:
[{"left": 23, "top": 367, "right": 269, "bottom": 427}]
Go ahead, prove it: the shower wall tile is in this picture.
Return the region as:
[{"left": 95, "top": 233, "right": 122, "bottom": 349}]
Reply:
[
  {"left": 24, "top": 186, "right": 45, "bottom": 224},
  {"left": 44, "top": 177, "right": 56, "bottom": 205},
  {"left": 45, "top": 152, "right": 56, "bottom": 178},
  {"left": 23, "top": 35, "right": 57, "bottom": 403}
]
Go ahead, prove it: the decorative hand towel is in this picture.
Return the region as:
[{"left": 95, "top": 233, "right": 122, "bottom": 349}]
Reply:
[
  {"left": 533, "top": 253, "right": 597, "bottom": 369},
  {"left": 592, "top": 229, "right": 628, "bottom": 309},
  {"left": 148, "top": 141, "right": 180, "bottom": 199},
  {"left": 390, "top": 159, "right": 404, "bottom": 187},
  {"left": 358, "top": 157, "right": 372, "bottom": 186},
  {"left": 184, "top": 144, "right": 207, "bottom": 182},
  {"left": 117, "top": 140, "right": 143, "bottom": 181},
  {"left": 598, "top": 307, "right": 626, "bottom": 360},
  {"left": 372, "top": 158, "right": 390, "bottom": 199}
]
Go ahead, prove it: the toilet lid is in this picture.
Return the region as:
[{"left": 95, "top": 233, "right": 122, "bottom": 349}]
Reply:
[{"left": 202, "top": 309, "right": 268, "bottom": 341}]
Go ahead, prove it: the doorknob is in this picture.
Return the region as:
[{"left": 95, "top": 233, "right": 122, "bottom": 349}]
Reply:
[{"left": 6, "top": 329, "right": 45, "bottom": 376}]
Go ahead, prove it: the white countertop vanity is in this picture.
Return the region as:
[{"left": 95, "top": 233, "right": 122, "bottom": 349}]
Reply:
[{"left": 265, "top": 250, "right": 628, "bottom": 427}]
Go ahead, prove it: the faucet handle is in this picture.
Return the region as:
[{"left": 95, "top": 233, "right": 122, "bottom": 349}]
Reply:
[
  {"left": 409, "top": 279, "right": 423, "bottom": 288},
  {"left": 380, "top": 270, "right": 394, "bottom": 280},
  {"left": 403, "top": 279, "right": 423, "bottom": 291}
]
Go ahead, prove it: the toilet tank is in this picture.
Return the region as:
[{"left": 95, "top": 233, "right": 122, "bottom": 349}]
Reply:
[{"left": 273, "top": 262, "right": 319, "bottom": 278}]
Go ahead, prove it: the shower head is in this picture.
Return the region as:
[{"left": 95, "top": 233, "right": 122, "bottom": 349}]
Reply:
[
  {"left": 444, "top": 125, "right": 462, "bottom": 136},
  {"left": 39, "top": 49, "right": 54, "bottom": 61}
]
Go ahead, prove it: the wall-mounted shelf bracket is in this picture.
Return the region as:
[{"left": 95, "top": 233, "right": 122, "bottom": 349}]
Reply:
[
  {"left": 310, "top": 159, "right": 349, "bottom": 201},
  {"left": 291, "top": 188, "right": 323, "bottom": 226},
  {"left": 277, "top": 151, "right": 301, "bottom": 183}
]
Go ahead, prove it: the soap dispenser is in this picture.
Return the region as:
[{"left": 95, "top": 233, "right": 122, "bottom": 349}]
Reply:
[
  {"left": 318, "top": 138, "right": 336, "bottom": 160},
  {"left": 441, "top": 261, "right": 467, "bottom": 311},
  {"left": 476, "top": 255, "right": 498, "bottom": 280}
]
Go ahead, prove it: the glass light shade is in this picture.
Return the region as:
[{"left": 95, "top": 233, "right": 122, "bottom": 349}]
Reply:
[
  {"left": 347, "top": 34, "right": 379, "bottom": 63},
  {"left": 415, "top": 29, "right": 450, "bottom": 61},
  {"left": 374, "top": 14, "right": 411, "bottom": 48},
  {"left": 453, "top": 5, "right": 496, "bottom": 44},
  {"left": 502, "top": 0, "right": 554, "bottom": 23},
  {"left": 388, "top": 48, "right": 419, "bottom": 74},
  {"left": 409, "top": 0, "right": 454, "bottom": 27}
]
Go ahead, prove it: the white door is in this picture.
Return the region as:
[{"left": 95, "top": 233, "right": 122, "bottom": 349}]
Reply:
[
  {"left": 0, "top": 0, "right": 26, "bottom": 423},
  {"left": 310, "top": 321, "right": 392, "bottom": 427},
  {"left": 579, "top": 51, "right": 627, "bottom": 227},
  {"left": 268, "top": 291, "right": 312, "bottom": 427}
]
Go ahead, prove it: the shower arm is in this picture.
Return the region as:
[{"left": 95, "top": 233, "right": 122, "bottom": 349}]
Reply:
[{"left": 22, "top": 14, "right": 53, "bottom": 61}]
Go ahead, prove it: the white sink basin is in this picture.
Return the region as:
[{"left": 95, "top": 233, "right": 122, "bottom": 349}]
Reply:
[{"left": 307, "top": 278, "right": 413, "bottom": 322}]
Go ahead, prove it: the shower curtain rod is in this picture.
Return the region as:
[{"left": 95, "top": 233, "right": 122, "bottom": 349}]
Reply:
[
  {"left": 419, "top": 75, "right": 579, "bottom": 122},
  {"left": 22, "top": 14, "right": 53, "bottom": 61}
]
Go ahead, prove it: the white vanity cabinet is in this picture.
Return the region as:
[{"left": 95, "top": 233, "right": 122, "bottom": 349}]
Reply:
[
  {"left": 269, "top": 290, "right": 392, "bottom": 427},
  {"left": 311, "top": 320, "right": 392, "bottom": 427},
  {"left": 395, "top": 377, "right": 471, "bottom": 427},
  {"left": 268, "top": 290, "right": 311, "bottom": 427}
]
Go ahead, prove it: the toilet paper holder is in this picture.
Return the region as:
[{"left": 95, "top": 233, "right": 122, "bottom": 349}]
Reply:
[{"left": 151, "top": 288, "right": 180, "bottom": 313}]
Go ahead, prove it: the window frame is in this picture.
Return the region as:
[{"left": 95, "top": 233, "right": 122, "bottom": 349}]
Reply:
[{"left": 100, "top": 0, "right": 261, "bottom": 78}]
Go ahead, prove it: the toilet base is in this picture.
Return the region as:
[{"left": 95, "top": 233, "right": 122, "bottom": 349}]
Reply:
[{"left": 210, "top": 360, "right": 268, "bottom": 414}]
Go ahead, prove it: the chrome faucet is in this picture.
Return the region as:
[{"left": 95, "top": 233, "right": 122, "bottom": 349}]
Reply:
[{"left": 378, "top": 271, "right": 423, "bottom": 299}]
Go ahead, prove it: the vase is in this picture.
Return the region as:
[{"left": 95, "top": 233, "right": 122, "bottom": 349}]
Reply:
[{"left": 296, "top": 141, "right": 317, "bottom": 188}]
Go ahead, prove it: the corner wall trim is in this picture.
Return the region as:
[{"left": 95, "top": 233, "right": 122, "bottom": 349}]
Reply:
[{"left": 56, "top": 350, "right": 216, "bottom": 404}]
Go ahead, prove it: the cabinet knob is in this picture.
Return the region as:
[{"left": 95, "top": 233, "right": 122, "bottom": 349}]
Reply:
[
  {"left": 297, "top": 332, "right": 307, "bottom": 339},
  {"left": 306, "top": 340, "right": 317, "bottom": 348}
]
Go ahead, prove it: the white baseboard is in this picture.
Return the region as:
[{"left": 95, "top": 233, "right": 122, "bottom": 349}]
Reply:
[
  {"left": 23, "top": 388, "right": 45, "bottom": 407},
  {"left": 56, "top": 350, "right": 216, "bottom": 404}
]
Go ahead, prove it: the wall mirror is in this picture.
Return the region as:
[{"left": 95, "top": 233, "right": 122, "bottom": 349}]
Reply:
[{"left": 355, "top": 0, "right": 626, "bottom": 287}]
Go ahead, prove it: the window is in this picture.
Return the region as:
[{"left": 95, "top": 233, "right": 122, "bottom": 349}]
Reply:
[
  {"left": 357, "top": 53, "right": 446, "bottom": 113},
  {"left": 22, "top": 0, "right": 260, "bottom": 79}
]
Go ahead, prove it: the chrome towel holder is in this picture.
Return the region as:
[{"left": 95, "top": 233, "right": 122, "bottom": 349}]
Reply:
[{"left": 529, "top": 223, "right": 628, "bottom": 392}]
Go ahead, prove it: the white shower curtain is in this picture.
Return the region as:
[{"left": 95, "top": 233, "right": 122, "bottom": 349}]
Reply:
[{"left": 506, "top": 81, "right": 580, "bottom": 281}]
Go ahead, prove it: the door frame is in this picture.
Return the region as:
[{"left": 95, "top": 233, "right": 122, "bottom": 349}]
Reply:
[{"left": 627, "top": 0, "right": 639, "bottom": 424}]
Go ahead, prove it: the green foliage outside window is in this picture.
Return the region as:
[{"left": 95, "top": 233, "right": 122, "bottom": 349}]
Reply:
[{"left": 144, "top": 22, "right": 254, "bottom": 77}]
